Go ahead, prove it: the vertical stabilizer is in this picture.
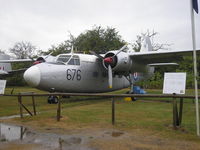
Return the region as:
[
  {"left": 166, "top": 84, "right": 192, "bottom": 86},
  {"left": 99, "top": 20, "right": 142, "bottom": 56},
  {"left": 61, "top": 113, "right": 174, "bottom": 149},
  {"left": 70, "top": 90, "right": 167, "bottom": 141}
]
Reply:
[
  {"left": 0, "top": 54, "right": 12, "bottom": 74},
  {"left": 140, "top": 36, "right": 153, "bottom": 52}
]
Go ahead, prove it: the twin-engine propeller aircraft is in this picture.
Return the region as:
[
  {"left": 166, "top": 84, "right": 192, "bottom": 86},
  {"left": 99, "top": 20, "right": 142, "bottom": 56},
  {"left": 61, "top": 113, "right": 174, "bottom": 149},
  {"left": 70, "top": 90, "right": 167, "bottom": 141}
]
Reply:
[{"left": 1, "top": 36, "right": 199, "bottom": 103}]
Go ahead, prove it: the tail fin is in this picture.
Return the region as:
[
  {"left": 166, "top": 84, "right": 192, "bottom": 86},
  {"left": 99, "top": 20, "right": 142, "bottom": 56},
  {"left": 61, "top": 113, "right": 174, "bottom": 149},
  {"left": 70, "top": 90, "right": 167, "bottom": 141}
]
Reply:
[
  {"left": 140, "top": 35, "right": 153, "bottom": 52},
  {"left": 0, "top": 54, "right": 12, "bottom": 74}
]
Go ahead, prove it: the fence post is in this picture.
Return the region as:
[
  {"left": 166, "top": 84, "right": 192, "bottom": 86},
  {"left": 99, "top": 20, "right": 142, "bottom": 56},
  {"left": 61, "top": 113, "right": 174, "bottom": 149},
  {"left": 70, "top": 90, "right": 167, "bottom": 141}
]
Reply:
[
  {"left": 18, "top": 95, "right": 23, "bottom": 118},
  {"left": 173, "top": 94, "right": 178, "bottom": 129},
  {"left": 57, "top": 99, "right": 61, "bottom": 121},
  {"left": 112, "top": 97, "right": 115, "bottom": 125},
  {"left": 179, "top": 98, "right": 183, "bottom": 126},
  {"left": 32, "top": 93, "right": 37, "bottom": 115}
]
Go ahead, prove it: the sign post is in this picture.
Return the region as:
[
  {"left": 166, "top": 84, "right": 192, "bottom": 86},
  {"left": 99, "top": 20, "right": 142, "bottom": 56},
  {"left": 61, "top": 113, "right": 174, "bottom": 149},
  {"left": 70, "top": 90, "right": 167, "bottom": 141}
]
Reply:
[{"left": 163, "top": 73, "right": 186, "bottom": 128}]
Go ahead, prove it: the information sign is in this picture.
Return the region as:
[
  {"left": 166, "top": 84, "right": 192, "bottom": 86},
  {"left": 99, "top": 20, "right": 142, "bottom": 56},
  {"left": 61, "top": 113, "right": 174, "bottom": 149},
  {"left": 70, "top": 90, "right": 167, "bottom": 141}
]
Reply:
[{"left": 163, "top": 73, "right": 186, "bottom": 94}]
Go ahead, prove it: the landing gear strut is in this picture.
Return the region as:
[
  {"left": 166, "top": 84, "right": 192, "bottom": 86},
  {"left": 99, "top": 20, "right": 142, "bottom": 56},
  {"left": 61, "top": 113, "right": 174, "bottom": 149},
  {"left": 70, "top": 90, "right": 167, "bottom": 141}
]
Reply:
[{"left": 126, "top": 74, "right": 137, "bottom": 101}]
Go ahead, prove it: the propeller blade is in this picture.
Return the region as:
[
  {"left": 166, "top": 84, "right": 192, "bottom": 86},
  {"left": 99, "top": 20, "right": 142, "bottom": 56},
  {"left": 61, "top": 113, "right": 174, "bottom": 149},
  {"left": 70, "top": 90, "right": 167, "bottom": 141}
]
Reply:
[
  {"left": 108, "top": 65, "right": 113, "bottom": 88},
  {"left": 44, "top": 52, "right": 53, "bottom": 59},
  {"left": 89, "top": 51, "right": 104, "bottom": 59},
  {"left": 114, "top": 44, "right": 128, "bottom": 56}
]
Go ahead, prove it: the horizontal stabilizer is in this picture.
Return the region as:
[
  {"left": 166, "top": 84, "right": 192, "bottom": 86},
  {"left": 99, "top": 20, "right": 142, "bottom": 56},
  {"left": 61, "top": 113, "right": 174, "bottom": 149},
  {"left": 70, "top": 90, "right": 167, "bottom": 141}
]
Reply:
[{"left": 148, "top": 63, "right": 178, "bottom": 66}]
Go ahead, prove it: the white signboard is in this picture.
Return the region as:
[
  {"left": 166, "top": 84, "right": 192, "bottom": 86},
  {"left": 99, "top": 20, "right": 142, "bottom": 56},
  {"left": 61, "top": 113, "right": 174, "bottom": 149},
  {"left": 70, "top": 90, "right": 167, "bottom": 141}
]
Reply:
[
  {"left": 0, "top": 80, "right": 6, "bottom": 94},
  {"left": 163, "top": 73, "right": 186, "bottom": 94}
]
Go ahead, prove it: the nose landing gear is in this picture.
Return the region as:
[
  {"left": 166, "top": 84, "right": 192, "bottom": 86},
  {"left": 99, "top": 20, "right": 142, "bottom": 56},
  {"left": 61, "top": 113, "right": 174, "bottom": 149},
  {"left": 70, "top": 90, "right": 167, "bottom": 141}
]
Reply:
[
  {"left": 47, "top": 96, "right": 58, "bottom": 104},
  {"left": 47, "top": 88, "right": 59, "bottom": 104}
]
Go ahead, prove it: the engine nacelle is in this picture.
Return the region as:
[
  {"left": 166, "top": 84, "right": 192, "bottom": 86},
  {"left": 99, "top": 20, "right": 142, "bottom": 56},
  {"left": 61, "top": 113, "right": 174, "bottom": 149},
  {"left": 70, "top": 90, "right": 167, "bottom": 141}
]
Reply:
[{"left": 103, "top": 51, "right": 132, "bottom": 74}]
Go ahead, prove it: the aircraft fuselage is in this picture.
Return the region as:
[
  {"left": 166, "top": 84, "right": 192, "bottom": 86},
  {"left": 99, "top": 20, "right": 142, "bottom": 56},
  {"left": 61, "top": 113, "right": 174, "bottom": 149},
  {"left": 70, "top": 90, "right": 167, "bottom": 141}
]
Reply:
[{"left": 24, "top": 54, "right": 130, "bottom": 93}]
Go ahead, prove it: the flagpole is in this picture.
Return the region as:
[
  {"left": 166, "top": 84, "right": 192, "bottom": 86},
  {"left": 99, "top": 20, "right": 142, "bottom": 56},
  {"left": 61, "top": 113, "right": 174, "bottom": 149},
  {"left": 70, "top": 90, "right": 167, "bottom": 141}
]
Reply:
[{"left": 190, "top": 0, "right": 199, "bottom": 136}]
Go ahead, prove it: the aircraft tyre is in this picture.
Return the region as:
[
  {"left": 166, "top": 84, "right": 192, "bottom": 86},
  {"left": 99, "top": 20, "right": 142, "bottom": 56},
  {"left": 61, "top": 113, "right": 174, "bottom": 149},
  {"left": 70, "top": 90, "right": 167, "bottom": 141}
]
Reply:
[{"left": 48, "top": 96, "right": 59, "bottom": 104}]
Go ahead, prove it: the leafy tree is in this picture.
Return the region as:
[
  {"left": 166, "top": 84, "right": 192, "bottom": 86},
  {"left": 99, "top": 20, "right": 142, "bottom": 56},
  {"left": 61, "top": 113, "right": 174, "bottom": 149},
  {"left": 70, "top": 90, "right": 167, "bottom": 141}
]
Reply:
[
  {"left": 6, "top": 42, "right": 37, "bottom": 86},
  {"left": 9, "top": 41, "right": 37, "bottom": 59},
  {"left": 74, "top": 26, "right": 126, "bottom": 53},
  {"left": 176, "top": 56, "right": 200, "bottom": 88},
  {"left": 41, "top": 40, "right": 72, "bottom": 56},
  {"left": 42, "top": 26, "right": 126, "bottom": 55}
]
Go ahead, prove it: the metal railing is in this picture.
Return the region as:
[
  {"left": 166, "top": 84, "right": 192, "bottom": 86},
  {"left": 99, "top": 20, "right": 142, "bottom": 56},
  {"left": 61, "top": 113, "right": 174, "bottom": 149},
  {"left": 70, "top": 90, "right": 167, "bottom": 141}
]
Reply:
[{"left": 0, "top": 92, "right": 196, "bottom": 129}]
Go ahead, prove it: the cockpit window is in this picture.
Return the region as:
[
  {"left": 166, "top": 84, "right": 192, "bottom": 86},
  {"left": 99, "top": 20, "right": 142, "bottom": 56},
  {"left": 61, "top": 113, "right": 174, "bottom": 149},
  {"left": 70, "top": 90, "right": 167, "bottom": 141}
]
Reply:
[
  {"left": 57, "top": 55, "right": 80, "bottom": 65},
  {"left": 57, "top": 55, "right": 71, "bottom": 63}
]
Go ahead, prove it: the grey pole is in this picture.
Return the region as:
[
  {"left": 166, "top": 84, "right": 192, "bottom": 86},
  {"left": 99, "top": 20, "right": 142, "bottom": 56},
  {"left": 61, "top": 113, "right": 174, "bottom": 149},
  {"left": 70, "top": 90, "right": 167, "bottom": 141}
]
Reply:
[{"left": 190, "top": 0, "right": 199, "bottom": 136}]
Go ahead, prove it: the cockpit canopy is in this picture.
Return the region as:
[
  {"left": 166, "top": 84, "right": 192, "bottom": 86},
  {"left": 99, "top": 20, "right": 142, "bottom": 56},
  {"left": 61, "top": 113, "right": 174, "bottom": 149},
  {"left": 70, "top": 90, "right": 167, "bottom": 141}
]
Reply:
[{"left": 56, "top": 55, "right": 80, "bottom": 65}]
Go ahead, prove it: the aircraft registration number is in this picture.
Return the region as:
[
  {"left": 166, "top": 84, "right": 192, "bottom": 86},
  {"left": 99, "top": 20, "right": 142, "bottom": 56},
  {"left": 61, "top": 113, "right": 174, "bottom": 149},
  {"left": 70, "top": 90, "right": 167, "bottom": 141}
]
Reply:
[{"left": 66, "top": 69, "right": 81, "bottom": 81}]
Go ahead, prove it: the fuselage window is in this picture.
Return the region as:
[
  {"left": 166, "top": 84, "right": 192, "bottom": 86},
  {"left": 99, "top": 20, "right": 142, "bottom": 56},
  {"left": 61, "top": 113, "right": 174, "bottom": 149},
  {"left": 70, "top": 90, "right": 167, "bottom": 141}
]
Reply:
[
  {"left": 74, "top": 58, "right": 80, "bottom": 65},
  {"left": 70, "top": 55, "right": 80, "bottom": 65},
  {"left": 68, "top": 58, "right": 74, "bottom": 65}
]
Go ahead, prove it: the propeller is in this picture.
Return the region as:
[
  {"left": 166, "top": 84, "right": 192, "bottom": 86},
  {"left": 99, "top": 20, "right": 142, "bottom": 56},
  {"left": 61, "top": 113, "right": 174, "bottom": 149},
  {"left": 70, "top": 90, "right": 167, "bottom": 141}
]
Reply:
[
  {"left": 113, "top": 45, "right": 128, "bottom": 57},
  {"left": 108, "top": 65, "right": 112, "bottom": 88},
  {"left": 89, "top": 51, "right": 104, "bottom": 59},
  {"left": 90, "top": 45, "right": 128, "bottom": 88}
]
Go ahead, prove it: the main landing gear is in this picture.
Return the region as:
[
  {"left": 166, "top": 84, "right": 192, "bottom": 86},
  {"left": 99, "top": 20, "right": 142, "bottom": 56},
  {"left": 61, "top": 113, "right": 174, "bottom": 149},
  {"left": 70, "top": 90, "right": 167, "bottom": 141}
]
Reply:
[
  {"left": 125, "top": 74, "right": 136, "bottom": 101},
  {"left": 47, "top": 96, "right": 58, "bottom": 104}
]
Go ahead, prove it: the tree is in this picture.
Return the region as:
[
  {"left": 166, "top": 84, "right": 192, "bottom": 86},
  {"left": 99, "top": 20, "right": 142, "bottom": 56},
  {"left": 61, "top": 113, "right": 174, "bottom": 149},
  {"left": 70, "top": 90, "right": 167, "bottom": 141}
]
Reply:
[
  {"left": 74, "top": 26, "right": 126, "bottom": 53},
  {"left": 41, "top": 40, "right": 72, "bottom": 56},
  {"left": 42, "top": 26, "right": 126, "bottom": 55},
  {"left": 9, "top": 41, "right": 36, "bottom": 59},
  {"left": 6, "top": 42, "right": 36, "bottom": 86},
  {"left": 132, "top": 30, "right": 171, "bottom": 52}
]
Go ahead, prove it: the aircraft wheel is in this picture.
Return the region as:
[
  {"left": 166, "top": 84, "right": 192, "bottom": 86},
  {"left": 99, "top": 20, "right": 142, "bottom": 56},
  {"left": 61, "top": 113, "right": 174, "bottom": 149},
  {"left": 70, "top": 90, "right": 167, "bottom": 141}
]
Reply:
[
  {"left": 48, "top": 96, "right": 58, "bottom": 104},
  {"left": 47, "top": 96, "right": 52, "bottom": 104},
  {"left": 53, "top": 96, "right": 58, "bottom": 104}
]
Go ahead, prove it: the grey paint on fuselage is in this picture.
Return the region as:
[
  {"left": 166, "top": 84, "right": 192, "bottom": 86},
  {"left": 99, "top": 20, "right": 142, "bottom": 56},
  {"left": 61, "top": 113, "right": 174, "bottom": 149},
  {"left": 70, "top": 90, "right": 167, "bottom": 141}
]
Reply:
[{"left": 35, "top": 54, "right": 129, "bottom": 93}]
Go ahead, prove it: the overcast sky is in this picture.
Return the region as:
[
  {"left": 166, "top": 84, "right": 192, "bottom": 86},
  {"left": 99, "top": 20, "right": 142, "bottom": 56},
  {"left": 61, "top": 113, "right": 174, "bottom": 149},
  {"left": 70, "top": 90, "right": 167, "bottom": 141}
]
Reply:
[{"left": 0, "top": 0, "right": 199, "bottom": 52}]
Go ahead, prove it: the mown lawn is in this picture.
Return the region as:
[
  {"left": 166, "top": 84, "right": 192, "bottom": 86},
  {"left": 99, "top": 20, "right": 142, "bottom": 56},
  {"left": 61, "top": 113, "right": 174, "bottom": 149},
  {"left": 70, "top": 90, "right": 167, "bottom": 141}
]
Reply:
[{"left": 0, "top": 86, "right": 199, "bottom": 142}]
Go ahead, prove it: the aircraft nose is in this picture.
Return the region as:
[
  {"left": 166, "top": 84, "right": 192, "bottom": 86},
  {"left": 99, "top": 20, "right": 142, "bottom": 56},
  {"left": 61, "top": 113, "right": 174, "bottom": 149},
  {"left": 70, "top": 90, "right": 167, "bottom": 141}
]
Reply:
[{"left": 23, "top": 66, "right": 41, "bottom": 87}]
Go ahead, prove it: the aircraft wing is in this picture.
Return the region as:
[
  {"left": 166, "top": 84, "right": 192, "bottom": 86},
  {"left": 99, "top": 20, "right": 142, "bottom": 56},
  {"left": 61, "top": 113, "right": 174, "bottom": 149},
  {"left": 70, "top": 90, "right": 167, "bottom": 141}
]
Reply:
[
  {"left": 0, "top": 59, "right": 33, "bottom": 63},
  {"left": 129, "top": 49, "right": 200, "bottom": 64},
  {"left": 0, "top": 68, "right": 28, "bottom": 78}
]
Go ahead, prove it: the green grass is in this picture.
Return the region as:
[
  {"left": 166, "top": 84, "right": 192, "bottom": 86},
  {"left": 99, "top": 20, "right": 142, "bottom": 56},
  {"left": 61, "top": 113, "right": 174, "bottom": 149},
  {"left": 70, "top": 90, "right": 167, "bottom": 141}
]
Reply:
[{"left": 0, "top": 86, "right": 200, "bottom": 141}]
